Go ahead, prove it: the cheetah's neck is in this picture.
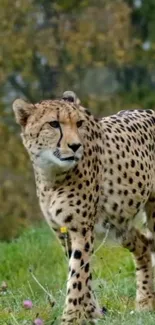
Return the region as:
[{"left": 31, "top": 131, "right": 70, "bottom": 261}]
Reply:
[{"left": 33, "top": 164, "right": 69, "bottom": 192}]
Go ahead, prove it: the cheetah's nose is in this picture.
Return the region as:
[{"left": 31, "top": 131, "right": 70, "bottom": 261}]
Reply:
[{"left": 68, "top": 143, "right": 82, "bottom": 152}]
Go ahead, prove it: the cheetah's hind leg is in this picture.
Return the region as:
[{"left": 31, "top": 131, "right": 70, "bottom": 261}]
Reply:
[
  {"left": 122, "top": 226, "right": 155, "bottom": 311},
  {"left": 145, "top": 195, "right": 155, "bottom": 290}
]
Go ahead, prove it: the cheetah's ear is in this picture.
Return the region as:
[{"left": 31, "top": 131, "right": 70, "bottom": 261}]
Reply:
[
  {"left": 62, "top": 91, "right": 81, "bottom": 105},
  {"left": 12, "top": 99, "right": 35, "bottom": 127}
]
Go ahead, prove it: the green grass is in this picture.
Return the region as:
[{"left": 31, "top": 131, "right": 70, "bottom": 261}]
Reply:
[{"left": 0, "top": 223, "right": 155, "bottom": 325}]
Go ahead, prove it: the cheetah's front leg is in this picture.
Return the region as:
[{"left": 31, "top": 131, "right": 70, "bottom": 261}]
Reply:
[{"left": 61, "top": 229, "right": 102, "bottom": 325}]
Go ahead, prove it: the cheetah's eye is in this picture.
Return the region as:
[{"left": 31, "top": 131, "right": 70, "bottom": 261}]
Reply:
[
  {"left": 76, "top": 120, "right": 84, "bottom": 128},
  {"left": 49, "top": 121, "right": 60, "bottom": 128}
]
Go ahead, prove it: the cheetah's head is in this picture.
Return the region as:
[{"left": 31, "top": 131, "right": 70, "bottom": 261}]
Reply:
[{"left": 12, "top": 92, "right": 85, "bottom": 172}]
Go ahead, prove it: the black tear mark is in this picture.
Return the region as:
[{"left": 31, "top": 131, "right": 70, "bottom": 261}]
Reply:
[{"left": 57, "top": 125, "right": 63, "bottom": 147}]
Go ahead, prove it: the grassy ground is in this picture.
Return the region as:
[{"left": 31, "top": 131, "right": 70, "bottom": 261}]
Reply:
[{"left": 0, "top": 223, "right": 155, "bottom": 325}]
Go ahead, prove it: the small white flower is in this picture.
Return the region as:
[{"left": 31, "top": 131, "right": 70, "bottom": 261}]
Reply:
[
  {"left": 142, "top": 41, "right": 151, "bottom": 51},
  {"left": 134, "top": 0, "right": 142, "bottom": 8}
]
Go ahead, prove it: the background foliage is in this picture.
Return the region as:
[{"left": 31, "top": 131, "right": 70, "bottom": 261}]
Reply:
[{"left": 1, "top": 0, "right": 155, "bottom": 240}]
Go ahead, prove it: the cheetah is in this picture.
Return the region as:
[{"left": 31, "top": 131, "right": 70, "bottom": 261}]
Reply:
[{"left": 13, "top": 91, "right": 155, "bottom": 324}]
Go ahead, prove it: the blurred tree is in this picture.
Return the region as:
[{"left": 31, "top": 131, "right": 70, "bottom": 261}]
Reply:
[
  {"left": 0, "top": 0, "right": 132, "bottom": 104},
  {"left": 0, "top": 117, "right": 41, "bottom": 241}
]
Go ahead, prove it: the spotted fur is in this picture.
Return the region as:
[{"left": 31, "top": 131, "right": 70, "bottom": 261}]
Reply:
[{"left": 13, "top": 92, "right": 155, "bottom": 324}]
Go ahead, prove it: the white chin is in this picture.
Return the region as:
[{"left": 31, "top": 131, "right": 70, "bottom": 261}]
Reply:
[{"left": 35, "top": 150, "right": 77, "bottom": 170}]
